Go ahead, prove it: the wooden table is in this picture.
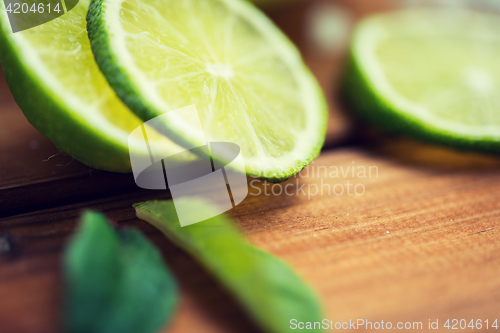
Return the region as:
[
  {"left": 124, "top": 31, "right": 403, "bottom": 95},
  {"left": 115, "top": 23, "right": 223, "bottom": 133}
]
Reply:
[{"left": 1, "top": 1, "right": 500, "bottom": 332}]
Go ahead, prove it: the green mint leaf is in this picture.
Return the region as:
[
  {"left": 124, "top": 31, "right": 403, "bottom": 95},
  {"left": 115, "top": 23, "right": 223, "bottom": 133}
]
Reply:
[
  {"left": 134, "top": 199, "right": 324, "bottom": 333},
  {"left": 64, "top": 211, "right": 178, "bottom": 333}
]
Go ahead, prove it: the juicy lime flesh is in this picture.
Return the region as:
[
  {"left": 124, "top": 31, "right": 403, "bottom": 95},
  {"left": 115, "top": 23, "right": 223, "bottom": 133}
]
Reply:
[
  {"left": 363, "top": 10, "right": 500, "bottom": 132},
  {"left": 16, "top": 0, "right": 173, "bottom": 146},
  {"left": 118, "top": 0, "right": 307, "bottom": 159},
  {"left": 377, "top": 35, "right": 500, "bottom": 127}
]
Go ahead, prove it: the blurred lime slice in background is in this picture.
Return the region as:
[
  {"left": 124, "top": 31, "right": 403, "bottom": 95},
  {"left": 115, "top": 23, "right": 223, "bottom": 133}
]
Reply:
[
  {"left": 87, "top": 0, "right": 328, "bottom": 182},
  {"left": 0, "top": 0, "right": 190, "bottom": 172},
  {"left": 343, "top": 9, "right": 500, "bottom": 153}
]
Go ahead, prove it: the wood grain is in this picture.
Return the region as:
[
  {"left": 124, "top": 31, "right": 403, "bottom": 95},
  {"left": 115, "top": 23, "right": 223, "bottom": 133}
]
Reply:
[
  {"left": 1, "top": 148, "right": 500, "bottom": 332},
  {"left": 1, "top": 0, "right": 500, "bottom": 332},
  {"left": 236, "top": 148, "right": 500, "bottom": 329}
]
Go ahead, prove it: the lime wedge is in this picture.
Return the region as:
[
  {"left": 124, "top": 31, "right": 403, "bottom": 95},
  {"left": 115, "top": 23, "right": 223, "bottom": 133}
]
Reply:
[
  {"left": 87, "top": 0, "right": 327, "bottom": 182},
  {"left": 0, "top": 0, "right": 188, "bottom": 172},
  {"left": 343, "top": 9, "right": 500, "bottom": 153}
]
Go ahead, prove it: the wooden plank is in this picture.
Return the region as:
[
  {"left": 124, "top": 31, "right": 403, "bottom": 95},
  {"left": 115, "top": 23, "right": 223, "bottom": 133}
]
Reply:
[
  {"left": 2, "top": 1, "right": 500, "bottom": 332},
  {"left": 236, "top": 147, "right": 500, "bottom": 328},
  {"left": 1, "top": 147, "right": 500, "bottom": 332},
  {"left": 0, "top": 189, "right": 259, "bottom": 333}
]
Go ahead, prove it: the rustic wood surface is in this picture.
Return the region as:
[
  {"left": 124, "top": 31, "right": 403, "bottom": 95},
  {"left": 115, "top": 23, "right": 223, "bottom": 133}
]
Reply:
[{"left": 1, "top": 0, "right": 500, "bottom": 332}]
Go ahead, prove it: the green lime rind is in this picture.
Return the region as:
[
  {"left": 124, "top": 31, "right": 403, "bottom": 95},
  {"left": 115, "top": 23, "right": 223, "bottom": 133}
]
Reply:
[
  {"left": 86, "top": 0, "right": 164, "bottom": 147},
  {"left": 263, "top": 78, "right": 327, "bottom": 183},
  {"left": 86, "top": 0, "right": 327, "bottom": 183},
  {"left": 342, "top": 53, "right": 500, "bottom": 154},
  {"left": 342, "top": 13, "right": 500, "bottom": 155},
  {"left": 0, "top": 5, "right": 134, "bottom": 172}
]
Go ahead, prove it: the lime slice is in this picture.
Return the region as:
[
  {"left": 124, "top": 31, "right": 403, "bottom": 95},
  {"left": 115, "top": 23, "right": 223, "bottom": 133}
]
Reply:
[
  {"left": 0, "top": 0, "right": 188, "bottom": 172},
  {"left": 87, "top": 0, "right": 327, "bottom": 182},
  {"left": 343, "top": 9, "right": 500, "bottom": 153}
]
